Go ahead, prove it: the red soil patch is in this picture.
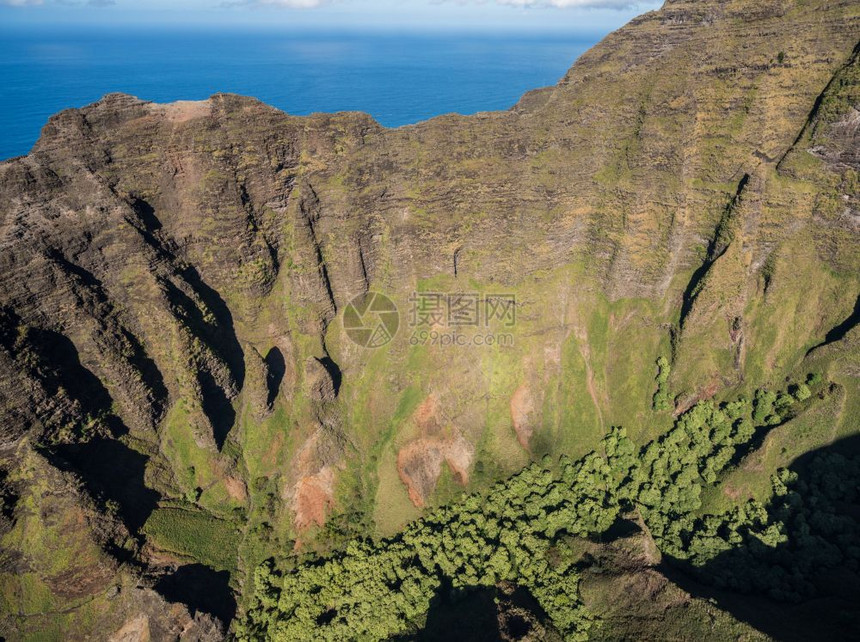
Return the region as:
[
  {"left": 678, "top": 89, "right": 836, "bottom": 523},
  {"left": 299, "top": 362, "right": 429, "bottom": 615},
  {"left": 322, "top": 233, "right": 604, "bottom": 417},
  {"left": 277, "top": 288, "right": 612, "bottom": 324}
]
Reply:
[
  {"left": 397, "top": 441, "right": 445, "bottom": 507},
  {"left": 413, "top": 394, "right": 442, "bottom": 435},
  {"left": 510, "top": 383, "right": 537, "bottom": 450},
  {"left": 293, "top": 467, "right": 335, "bottom": 530},
  {"left": 397, "top": 435, "right": 473, "bottom": 508},
  {"left": 396, "top": 395, "right": 474, "bottom": 507},
  {"left": 288, "top": 429, "right": 340, "bottom": 531}
]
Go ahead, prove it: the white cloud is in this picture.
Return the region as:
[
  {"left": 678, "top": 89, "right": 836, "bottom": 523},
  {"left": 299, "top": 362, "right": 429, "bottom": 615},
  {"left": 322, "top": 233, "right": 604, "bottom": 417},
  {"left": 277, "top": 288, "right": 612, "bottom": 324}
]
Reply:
[
  {"left": 236, "top": 0, "right": 641, "bottom": 9},
  {"left": 436, "top": 0, "right": 644, "bottom": 8},
  {"left": 248, "top": 0, "right": 328, "bottom": 6},
  {"left": 218, "top": 0, "right": 330, "bottom": 8},
  {"left": 1, "top": 0, "right": 116, "bottom": 5},
  {"left": 224, "top": 0, "right": 643, "bottom": 10},
  {"left": 496, "top": 0, "right": 638, "bottom": 7}
]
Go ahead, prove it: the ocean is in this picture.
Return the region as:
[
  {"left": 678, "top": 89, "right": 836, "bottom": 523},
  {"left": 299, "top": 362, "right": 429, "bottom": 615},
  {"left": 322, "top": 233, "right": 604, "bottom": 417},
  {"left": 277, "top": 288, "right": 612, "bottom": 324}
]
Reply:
[{"left": 0, "top": 28, "right": 599, "bottom": 161}]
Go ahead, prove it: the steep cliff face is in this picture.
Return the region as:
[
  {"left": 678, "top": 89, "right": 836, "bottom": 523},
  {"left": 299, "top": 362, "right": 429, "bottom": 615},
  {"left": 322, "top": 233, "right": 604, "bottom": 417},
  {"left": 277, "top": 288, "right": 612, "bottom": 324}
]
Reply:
[{"left": 0, "top": 0, "right": 858, "bottom": 638}]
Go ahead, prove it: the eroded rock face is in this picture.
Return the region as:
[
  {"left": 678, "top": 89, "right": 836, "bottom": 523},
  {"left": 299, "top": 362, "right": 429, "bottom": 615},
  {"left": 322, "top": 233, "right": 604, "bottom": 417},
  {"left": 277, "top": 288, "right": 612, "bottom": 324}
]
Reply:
[
  {"left": 0, "top": 0, "right": 859, "bottom": 636},
  {"left": 105, "top": 590, "right": 225, "bottom": 642},
  {"left": 304, "top": 356, "right": 340, "bottom": 402}
]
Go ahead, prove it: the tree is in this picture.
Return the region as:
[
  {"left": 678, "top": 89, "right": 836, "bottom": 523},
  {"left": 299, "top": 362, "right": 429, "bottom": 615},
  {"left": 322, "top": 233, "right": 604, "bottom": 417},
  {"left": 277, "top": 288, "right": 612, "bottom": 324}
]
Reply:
[
  {"left": 652, "top": 356, "right": 672, "bottom": 411},
  {"left": 753, "top": 389, "right": 777, "bottom": 424},
  {"left": 791, "top": 383, "right": 811, "bottom": 402}
]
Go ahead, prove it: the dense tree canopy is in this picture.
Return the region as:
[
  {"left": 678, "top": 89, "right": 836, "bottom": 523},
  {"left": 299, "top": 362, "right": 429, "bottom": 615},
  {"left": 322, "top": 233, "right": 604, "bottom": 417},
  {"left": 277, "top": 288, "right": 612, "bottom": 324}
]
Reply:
[{"left": 237, "top": 376, "right": 859, "bottom": 640}]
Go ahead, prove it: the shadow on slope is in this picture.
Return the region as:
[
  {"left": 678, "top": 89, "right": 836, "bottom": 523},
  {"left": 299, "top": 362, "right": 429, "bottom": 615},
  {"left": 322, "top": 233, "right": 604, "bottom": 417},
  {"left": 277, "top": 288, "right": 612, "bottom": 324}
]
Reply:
[
  {"left": 130, "top": 194, "right": 245, "bottom": 448},
  {"left": 807, "top": 294, "right": 860, "bottom": 355},
  {"left": 153, "top": 563, "right": 236, "bottom": 626},
  {"left": 264, "top": 346, "right": 286, "bottom": 407},
  {"left": 161, "top": 276, "right": 243, "bottom": 448},
  {"left": 401, "top": 579, "right": 557, "bottom": 642},
  {"left": 44, "top": 250, "right": 169, "bottom": 425},
  {"left": 5, "top": 320, "right": 163, "bottom": 540},
  {"left": 197, "top": 367, "right": 236, "bottom": 450},
  {"left": 47, "top": 438, "right": 161, "bottom": 537},
  {"left": 662, "top": 434, "right": 860, "bottom": 642}
]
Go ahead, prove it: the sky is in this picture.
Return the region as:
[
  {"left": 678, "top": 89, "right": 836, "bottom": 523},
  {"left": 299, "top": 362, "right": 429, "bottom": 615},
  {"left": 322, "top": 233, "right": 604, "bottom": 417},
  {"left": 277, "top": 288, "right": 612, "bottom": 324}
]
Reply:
[{"left": 0, "top": 0, "right": 663, "bottom": 32}]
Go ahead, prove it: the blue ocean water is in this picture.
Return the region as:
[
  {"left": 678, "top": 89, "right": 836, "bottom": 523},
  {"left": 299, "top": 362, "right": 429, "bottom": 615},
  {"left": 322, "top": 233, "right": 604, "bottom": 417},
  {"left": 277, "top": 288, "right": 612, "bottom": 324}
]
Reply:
[{"left": 0, "top": 29, "right": 599, "bottom": 160}]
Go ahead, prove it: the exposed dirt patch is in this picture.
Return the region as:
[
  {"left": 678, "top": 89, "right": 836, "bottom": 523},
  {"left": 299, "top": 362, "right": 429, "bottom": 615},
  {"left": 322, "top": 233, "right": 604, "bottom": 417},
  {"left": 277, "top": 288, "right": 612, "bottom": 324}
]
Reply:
[
  {"left": 413, "top": 394, "right": 443, "bottom": 435},
  {"left": 223, "top": 476, "right": 247, "bottom": 503},
  {"left": 287, "top": 428, "right": 341, "bottom": 531},
  {"left": 396, "top": 395, "right": 473, "bottom": 508},
  {"left": 153, "top": 100, "right": 212, "bottom": 123},
  {"left": 397, "top": 434, "right": 473, "bottom": 508},
  {"left": 397, "top": 441, "right": 445, "bottom": 507},
  {"left": 109, "top": 614, "right": 151, "bottom": 642},
  {"left": 722, "top": 483, "right": 742, "bottom": 501},
  {"left": 293, "top": 466, "right": 335, "bottom": 530},
  {"left": 510, "top": 383, "right": 537, "bottom": 451},
  {"left": 674, "top": 378, "right": 721, "bottom": 416},
  {"left": 442, "top": 435, "right": 472, "bottom": 484}
]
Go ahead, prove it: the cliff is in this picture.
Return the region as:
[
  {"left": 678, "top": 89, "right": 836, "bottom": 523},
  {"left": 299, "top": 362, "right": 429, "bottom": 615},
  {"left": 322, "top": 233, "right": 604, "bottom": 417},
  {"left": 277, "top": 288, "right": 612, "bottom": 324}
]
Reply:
[{"left": 0, "top": 0, "right": 858, "bottom": 638}]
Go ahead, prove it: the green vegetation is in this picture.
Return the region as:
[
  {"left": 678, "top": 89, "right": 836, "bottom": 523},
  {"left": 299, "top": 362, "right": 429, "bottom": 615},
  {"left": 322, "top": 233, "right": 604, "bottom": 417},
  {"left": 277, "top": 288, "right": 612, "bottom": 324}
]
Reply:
[
  {"left": 678, "top": 452, "right": 860, "bottom": 601},
  {"left": 142, "top": 507, "right": 241, "bottom": 572},
  {"left": 651, "top": 356, "right": 672, "bottom": 411},
  {"left": 238, "top": 376, "right": 858, "bottom": 640},
  {"left": 238, "top": 458, "right": 602, "bottom": 641}
]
